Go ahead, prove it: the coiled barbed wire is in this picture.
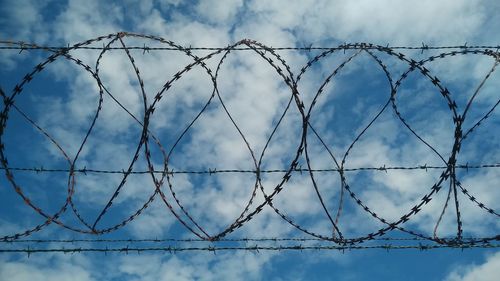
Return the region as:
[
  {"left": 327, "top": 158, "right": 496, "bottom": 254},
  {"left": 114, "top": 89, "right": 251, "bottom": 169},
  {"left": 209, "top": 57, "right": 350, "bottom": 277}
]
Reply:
[{"left": 0, "top": 32, "right": 499, "bottom": 252}]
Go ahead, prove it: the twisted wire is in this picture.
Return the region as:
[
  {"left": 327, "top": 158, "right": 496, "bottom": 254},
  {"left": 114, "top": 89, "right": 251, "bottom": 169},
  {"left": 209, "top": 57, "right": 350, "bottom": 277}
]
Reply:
[{"left": 0, "top": 33, "right": 499, "bottom": 252}]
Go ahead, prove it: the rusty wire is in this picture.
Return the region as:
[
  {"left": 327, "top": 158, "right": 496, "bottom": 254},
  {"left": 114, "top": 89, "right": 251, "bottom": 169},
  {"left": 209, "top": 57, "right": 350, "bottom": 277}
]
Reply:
[{"left": 0, "top": 32, "right": 499, "bottom": 252}]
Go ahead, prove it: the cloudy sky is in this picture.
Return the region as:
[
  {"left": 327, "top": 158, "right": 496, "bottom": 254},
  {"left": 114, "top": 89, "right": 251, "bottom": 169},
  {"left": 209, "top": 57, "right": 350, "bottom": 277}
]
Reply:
[{"left": 0, "top": 0, "right": 499, "bottom": 280}]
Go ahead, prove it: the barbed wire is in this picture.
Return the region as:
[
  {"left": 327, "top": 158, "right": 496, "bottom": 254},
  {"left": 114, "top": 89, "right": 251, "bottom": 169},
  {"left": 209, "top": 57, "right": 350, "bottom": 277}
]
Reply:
[
  {"left": 0, "top": 32, "right": 499, "bottom": 252},
  {"left": 2, "top": 236, "right": 497, "bottom": 253},
  {"left": 1, "top": 243, "right": 499, "bottom": 255},
  {"left": 1, "top": 39, "right": 500, "bottom": 52},
  {"left": 0, "top": 163, "right": 498, "bottom": 175},
  {"left": 2, "top": 236, "right": 496, "bottom": 243}
]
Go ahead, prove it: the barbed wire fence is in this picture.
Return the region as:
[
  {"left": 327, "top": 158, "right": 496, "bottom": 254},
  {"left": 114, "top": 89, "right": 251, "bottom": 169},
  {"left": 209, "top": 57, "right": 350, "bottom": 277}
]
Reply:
[{"left": 0, "top": 32, "right": 498, "bottom": 254}]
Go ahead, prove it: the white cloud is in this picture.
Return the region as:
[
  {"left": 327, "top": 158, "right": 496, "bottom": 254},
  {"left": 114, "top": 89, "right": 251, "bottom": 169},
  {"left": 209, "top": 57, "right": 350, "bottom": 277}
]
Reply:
[
  {"left": 247, "top": 0, "right": 486, "bottom": 44},
  {"left": 0, "top": 250, "right": 276, "bottom": 281},
  {"left": 0, "top": 254, "right": 96, "bottom": 281},
  {"left": 0, "top": 0, "right": 51, "bottom": 68},
  {"left": 159, "top": 0, "right": 182, "bottom": 6},
  {"left": 115, "top": 252, "right": 274, "bottom": 281},
  {"left": 0, "top": 0, "right": 49, "bottom": 41},
  {"left": 195, "top": 0, "right": 244, "bottom": 25},
  {"left": 52, "top": 0, "right": 123, "bottom": 43},
  {"left": 444, "top": 252, "right": 500, "bottom": 281},
  {"left": 0, "top": 263, "right": 94, "bottom": 281},
  {"left": 0, "top": 0, "right": 499, "bottom": 280}
]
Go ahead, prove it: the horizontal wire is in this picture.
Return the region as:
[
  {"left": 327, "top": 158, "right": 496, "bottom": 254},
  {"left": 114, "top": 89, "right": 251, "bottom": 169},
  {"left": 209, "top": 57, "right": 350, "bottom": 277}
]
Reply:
[
  {"left": 1, "top": 243, "right": 498, "bottom": 254},
  {"left": 1, "top": 163, "right": 499, "bottom": 175},
  {"left": 2, "top": 237, "right": 494, "bottom": 243},
  {"left": 1, "top": 42, "right": 500, "bottom": 52}
]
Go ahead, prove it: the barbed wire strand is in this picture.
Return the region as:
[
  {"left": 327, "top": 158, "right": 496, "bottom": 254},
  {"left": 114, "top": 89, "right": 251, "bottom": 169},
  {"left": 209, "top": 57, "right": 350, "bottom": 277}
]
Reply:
[{"left": 0, "top": 33, "right": 499, "bottom": 252}]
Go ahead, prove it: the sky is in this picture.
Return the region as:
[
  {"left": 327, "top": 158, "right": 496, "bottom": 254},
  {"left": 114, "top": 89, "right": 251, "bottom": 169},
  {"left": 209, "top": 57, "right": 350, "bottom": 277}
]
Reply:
[{"left": 0, "top": 0, "right": 499, "bottom": 280}]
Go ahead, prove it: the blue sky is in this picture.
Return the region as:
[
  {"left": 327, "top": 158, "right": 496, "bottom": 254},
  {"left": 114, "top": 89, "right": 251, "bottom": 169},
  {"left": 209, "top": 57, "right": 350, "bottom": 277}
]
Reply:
[{"left": 0, "top": 0, "right": 499, "bottom": 280}]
